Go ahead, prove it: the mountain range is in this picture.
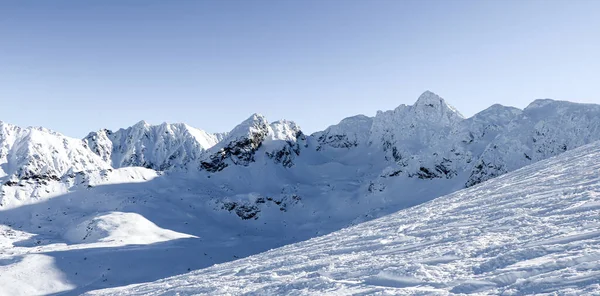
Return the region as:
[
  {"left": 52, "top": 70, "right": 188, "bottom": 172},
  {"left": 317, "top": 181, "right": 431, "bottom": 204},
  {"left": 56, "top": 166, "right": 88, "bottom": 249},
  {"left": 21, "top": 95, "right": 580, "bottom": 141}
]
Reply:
[
  {"left": 4, "top": 91, "right": 600, "bottom": 210},
  {"left": 2, "top": 91, "right": 600, "bottom": 295}
]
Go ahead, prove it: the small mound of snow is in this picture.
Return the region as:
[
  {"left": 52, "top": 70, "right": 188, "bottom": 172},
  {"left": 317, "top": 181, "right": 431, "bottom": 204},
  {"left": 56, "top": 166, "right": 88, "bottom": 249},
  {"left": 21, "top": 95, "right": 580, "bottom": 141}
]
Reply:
[{"left": 63, "top": 212, "right": 195, "bottom": 245}]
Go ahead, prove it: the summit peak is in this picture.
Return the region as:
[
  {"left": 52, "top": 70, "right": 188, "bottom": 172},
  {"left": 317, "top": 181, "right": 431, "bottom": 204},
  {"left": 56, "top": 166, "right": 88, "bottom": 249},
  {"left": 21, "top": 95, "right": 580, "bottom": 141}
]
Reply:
[
  {"left": 411, "top": 91, "right": 464, "bottom": 119},
  {"left": 414, "top": 90, "right": 446, "bottom": 107},
  {"left": 132, "top": 120, "right": 150, "bottom": 128}
]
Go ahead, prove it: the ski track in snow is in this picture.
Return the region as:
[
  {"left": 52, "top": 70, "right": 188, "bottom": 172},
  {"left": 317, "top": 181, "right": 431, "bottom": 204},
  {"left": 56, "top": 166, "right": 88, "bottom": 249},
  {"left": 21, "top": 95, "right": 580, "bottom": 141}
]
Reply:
[{"left": 88, "top": 142, "right": 600, "bottom": 295}]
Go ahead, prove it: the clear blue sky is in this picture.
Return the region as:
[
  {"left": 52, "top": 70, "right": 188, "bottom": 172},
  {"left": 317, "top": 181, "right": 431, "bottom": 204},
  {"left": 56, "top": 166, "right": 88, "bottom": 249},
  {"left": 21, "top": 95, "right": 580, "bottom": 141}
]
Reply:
[{"left": 1, "top": 0, "right": 599, "bottom": 137}]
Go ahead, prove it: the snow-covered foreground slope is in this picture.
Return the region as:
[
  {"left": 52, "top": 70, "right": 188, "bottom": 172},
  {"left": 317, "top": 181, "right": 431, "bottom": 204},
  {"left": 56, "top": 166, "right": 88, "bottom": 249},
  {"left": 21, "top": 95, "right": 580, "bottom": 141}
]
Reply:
[
  {"left": 0, "top": 155, "right": 461, "bottom": 295},
  {"left": 89, "top": 141, "right": 600, "bottom": 295}
]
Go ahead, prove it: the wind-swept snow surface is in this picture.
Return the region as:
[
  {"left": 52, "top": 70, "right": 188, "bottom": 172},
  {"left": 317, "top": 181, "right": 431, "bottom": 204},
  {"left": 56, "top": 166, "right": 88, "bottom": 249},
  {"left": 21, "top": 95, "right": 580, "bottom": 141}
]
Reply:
[{"left": 90, "top": 142, "right": 600, "bottom": 295}]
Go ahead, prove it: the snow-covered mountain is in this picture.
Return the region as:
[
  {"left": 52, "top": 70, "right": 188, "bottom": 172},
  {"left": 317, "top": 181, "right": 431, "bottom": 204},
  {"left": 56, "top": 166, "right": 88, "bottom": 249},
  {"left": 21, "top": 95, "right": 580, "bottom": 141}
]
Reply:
[
  {"left": 5, "top": 91, "right": 597, "bottom": 193},
  {"left": 467, "top": 99, "right": 600, "bottom": 186},
  {"left": 2, "top": 91, "right": 600, "bottom": 295},
  {"left": 87, "top": 139, "right": 600, "bottom": 296},
  {"left": 4, "top": 91, "right": 600, "bottom": 222},
  {"left": 200, "top": 114, "right": 307, "bottom": 172},
  {"left": 4, "top": 91, "right": 600, "bottom": 219},
  {"left": 83, "top": 121, "right": 225, "bottom": 171},
  {"left": 0, "top": 122, "right": 109, "bottom": 182},
  {"left": 313, "top": 92, "right": 600, "bottom": 189}
]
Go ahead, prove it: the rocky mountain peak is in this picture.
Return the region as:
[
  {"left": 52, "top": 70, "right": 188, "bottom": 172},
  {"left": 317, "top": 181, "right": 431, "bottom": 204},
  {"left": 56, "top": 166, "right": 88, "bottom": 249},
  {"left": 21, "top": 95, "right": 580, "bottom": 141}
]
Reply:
[
  {"left": 132, "top": 120, "right": 150, "bottom": 128},
  {"left": 410, "top": 90, "right": 464, "bottom": 121},
  {"left": 200, "top": 114, "right": 270, "bottom": 172},
  {"left": 414, "top": 90, "right": 442, "bottom": 105}
]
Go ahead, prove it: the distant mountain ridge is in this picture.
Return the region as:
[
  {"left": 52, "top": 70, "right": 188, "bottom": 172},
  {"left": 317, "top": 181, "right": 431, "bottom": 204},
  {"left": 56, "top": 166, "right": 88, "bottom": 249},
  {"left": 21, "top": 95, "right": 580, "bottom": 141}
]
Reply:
[
  {"left": 83, "top": 120, "right": 225, "bottom": 171},
  {"left": 2, "top": 91, "right": 600, "bottom": 210}
]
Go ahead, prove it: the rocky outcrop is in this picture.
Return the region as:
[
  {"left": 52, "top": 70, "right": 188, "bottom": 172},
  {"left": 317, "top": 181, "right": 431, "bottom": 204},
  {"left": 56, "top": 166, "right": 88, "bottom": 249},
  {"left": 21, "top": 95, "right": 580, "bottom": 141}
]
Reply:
[
  {"left": 200, "top": 114, "right": 270, "bottom": 172},
  {"left": 265, "top": 121, "right": 307, "bottom": 168},
  {"left": 201, "top": 116, "right": 308, "bottom": 172},
  {"left": 219, "top": 193, "right": 302, "bottom": 220}
]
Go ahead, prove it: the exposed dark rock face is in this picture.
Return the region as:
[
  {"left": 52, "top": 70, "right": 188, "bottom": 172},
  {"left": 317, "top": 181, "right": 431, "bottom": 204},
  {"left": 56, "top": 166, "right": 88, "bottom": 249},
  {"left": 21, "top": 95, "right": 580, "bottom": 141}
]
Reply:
[
  {"left": 266, "top": 131, "right": 307, "bottom": 168},
  {"left": 368, "top": 181, "right": 386, "bottom": 193},
  {"left": 466, "top": 160, "right": 506, "bottom": 187},
  {"left": 198, "top": 115, "right": 309, "bottom": 172},
  {"left": 316, "top": 134, "right": 358, "bottom": 150},
  {"left": 2, "top": 180, "right": 18, "bottom": 186},
  {"left": 201, "top": 130, "right": 268, "bottom": 172},
  {"left": 409, "top": 158, "right": 457, "bottom": 180},
  {"left": 219, "top": 193, "right": 302, "bottom": 220},
  {"left": 221, "top": 202, "right": 260, "bottom": 220},
  {"left": 414, "top": 167, "right": 437, "bottom": 180}
]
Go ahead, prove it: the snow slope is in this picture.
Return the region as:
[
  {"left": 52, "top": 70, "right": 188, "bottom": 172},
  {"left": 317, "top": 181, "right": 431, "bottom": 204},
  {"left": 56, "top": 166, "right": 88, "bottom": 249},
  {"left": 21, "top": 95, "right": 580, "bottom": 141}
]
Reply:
[{"left": 89, "top": 140, "right": 600, "bottom": 295}]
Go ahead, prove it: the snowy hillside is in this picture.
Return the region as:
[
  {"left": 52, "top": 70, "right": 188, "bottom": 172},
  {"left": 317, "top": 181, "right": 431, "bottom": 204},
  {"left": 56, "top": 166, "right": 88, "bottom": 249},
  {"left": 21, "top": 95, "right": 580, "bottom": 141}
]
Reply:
[{"left": 88, "top": 140, "right": 600, "bottom": 295}]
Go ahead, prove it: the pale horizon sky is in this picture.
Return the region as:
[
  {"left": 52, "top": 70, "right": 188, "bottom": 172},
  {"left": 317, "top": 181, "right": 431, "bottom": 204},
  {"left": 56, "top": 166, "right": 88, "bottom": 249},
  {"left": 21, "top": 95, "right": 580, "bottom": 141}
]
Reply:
[{"left": 1, "top": 0, "right": 599, "bottom": 137}]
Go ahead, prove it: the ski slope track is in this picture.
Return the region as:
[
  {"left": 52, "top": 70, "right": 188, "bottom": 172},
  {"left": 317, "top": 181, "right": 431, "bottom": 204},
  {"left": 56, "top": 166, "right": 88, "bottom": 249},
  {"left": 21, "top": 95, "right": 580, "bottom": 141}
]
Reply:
[
  {"left": 89, "top": 141, "right": 600, "bottom": 295},
  {"left": 2, "top": 91, "right": 600, "bottom": 295}
]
